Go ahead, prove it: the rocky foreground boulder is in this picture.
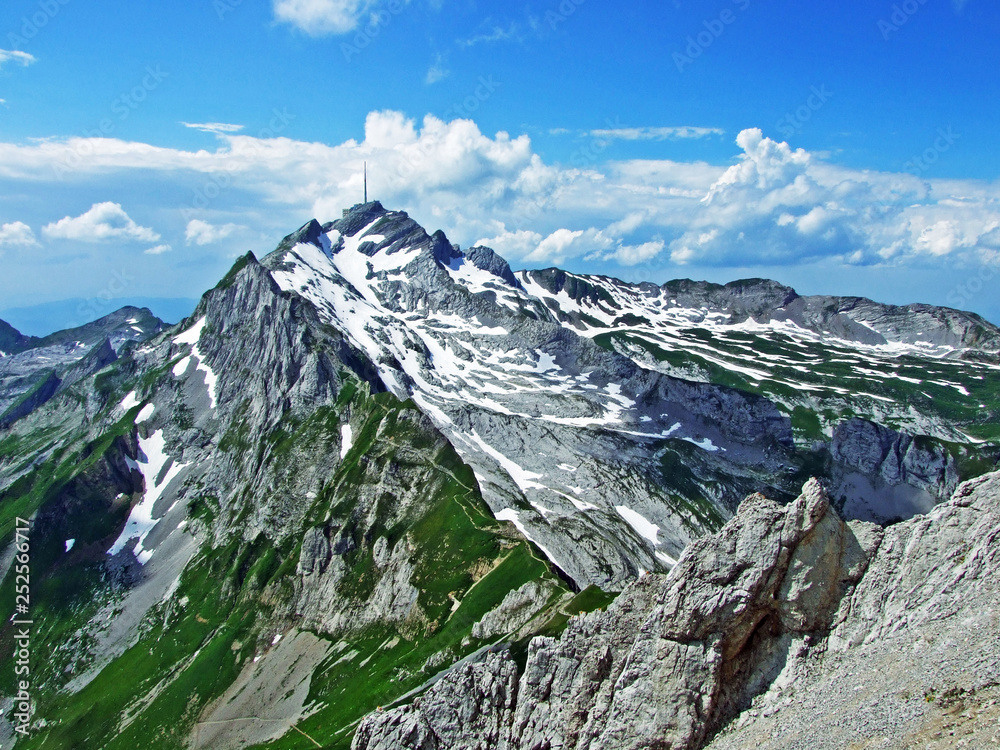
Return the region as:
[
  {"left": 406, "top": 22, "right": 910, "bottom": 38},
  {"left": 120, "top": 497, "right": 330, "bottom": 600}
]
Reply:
[{"left": 353, "top": 472, "right": 1000, "bottom": 749}]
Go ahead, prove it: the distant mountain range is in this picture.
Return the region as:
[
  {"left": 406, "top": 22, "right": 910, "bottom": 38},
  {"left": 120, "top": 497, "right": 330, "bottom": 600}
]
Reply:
[
  {"left": 0, "top": 201, "right": 997, "bottom": 749},
  {"left": 0, "top": 296, "right": 197, "bottom": 337}
]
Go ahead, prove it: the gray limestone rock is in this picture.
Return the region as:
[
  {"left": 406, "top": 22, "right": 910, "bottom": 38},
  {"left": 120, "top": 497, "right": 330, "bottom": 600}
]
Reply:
[
  {"left": 352, "top": 472, "right": 1000, "bottom": 750},
  {"left": 470, "top": 580, "right": 555, "bottom": 641},
  {"left": 354, "top": 651, "right": 519, "bottom": 750},
  {"left": 829, "top": 417, "right": 959, "bottom": 523}
]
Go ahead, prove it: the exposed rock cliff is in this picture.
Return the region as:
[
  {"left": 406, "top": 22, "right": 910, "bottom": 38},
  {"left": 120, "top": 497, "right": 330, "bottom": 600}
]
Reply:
[{"left": 353, "top": 472, "right": 1000, "bottom": 750}]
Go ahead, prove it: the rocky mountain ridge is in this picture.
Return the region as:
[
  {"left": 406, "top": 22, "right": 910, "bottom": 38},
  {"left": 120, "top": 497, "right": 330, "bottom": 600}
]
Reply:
[
  {"left": 263, "top": 203, "right": 805, "bottom": 588},
  {"left": 0, "top": 306, "right": 164, "bottom": 425},
  {"left": 517, "top": 267, "right": 1000, "bottom": 445},
  {"left": 521, "top": 270, "right": 1000, "bottom": 354}
]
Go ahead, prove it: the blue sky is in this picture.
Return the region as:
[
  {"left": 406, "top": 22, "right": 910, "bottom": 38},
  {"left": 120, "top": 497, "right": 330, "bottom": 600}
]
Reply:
[{"left": 1, "top": 0, "right": 999, "bottom": 331}]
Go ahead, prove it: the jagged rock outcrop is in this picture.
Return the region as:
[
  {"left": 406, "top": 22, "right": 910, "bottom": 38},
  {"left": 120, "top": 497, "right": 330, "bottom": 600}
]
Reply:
[
  {"left": 353, "top": 472, "right": 1000, "bottom": 750},
  {"left": 707, "top": 471, "right": 1000, "bottom": 749},
  {"left": 0, "top": 369, "right": 60, "bottom": 428},
  {"left": 353, "top": 652, "right": 520, "bottom": 750},
  {"left": 829, "top": 417, "right": 959, "bottom": 523},
  {"left": 471, "top": 580, "right": 556, "bottom": 641},
  {"left": 464, "top": 246, "right": 520, "bottom": 288},
  {"left": 0, "top": 318, "right": 37, "bottom": 355}
]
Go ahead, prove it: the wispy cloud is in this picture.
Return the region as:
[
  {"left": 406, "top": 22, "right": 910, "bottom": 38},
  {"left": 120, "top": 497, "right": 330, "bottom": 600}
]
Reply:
[
  {"left": 0, "top": 49, "right": 36, "bottom": 70},
  {"left": 425, "top": 54, "right": 449, "bottom": 84},
  {"left": 144, "top": 244, "right": 172, "bottom": 255},
  {"left": 458, "top": 21, "right": 522, "bottom": 48},
  {"left": 589, "top": 126, "right": 724, "bottom": 141},
  {"left": 42, "top": 202, "right": 160, "bottom": 243},
  {"left": 182, "top": 122, "right": 245, "bottom": 134}
]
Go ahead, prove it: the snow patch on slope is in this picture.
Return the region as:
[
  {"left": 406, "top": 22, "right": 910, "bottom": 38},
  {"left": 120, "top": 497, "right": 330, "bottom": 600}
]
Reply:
[
  {"left": 110, "top": 430, "right": 190, "bottom": 565},
  {"left": 615, "top": 505, "right": 660, "bottom": 546},
  {"left": 340, "top": 424, "right": 354, "bottom": 459},
  {"left": 172, "top": 316, "right": 218, "bottom": 408}
]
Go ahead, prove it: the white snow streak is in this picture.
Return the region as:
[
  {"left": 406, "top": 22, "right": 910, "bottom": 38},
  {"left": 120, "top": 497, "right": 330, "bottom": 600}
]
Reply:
[
  {"left": 340, "top": 424, "right": 354, "bottom": 459},
  {"left": 172, "top": 316, "right": 218, "bottom": 408},
  {"left": 109, "top": 430, "right": 190, "bottom": 565},
  {"left": 615, "top": 505, "right": 660, "bottom": 546}
]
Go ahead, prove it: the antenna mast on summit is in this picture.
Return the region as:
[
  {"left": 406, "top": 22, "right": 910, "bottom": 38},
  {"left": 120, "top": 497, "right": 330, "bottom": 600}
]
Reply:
[{"left": 364, "top": 161, "right": 368, "bottom": 203}]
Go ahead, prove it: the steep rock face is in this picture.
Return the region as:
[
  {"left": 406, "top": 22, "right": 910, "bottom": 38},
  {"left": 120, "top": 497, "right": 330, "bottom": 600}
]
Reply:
[
  {"left": 471, "top": 580, "right": 556, "bottom": 641},
  {"left": 0, "top": 369, "right": 60, "bottom": 428},
  {"left": 829, "top": 417, "right": 959, "bottom": 523},
  {"left": 128, "top": 252, "right": 382, "bottom": 552},
  {"left": 464, "top": 246, "right": 520, "bottom": 288},
  {"left": 353, "top": 472, "right": 1000, "bottom": 750},
  {"left": 708, "top": 471, "right": 1000, "bottom": 749},
  {"left": 0, "top": 318, "right": 37, "bottom": 355}
]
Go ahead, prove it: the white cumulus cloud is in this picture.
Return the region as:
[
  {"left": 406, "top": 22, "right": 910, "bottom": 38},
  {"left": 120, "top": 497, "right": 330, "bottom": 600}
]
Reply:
[
  {"left": 144, "top": 244, "right": 172, "bottom": 255},
  {"left": 0, "top": 221, "right": 39, "bottom": 248},
  {"left": 667, "top": 128, "right": 1000, "bottom": 269},
  {"left": 273, "top": 0, "right": 389, "bottom": 35},
  {"left": 185, "top": 219, "right": 240, "bottom": 245},
  {"left": 42, "top": 202, "right": 160, "bottom": 243}
]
